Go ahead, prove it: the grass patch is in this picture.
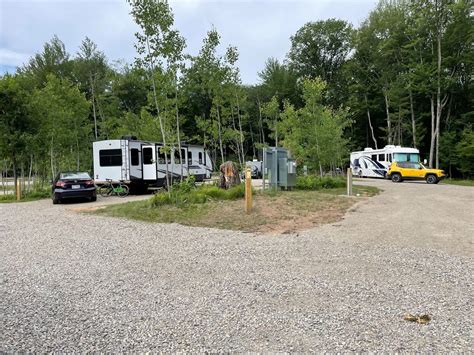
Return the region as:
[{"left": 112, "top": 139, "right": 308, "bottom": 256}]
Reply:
[
  {"left": 0, "top": 187, "right": 50, "bottom": 203},
  {"left": 94, "top": 185, "right": 380, "bottom": 234},
  {"left": 296, "top": 175, "right": 346, "bottom": 190},
  {"left": 440, "top": 179, "right": 474, "bottom": 187}
]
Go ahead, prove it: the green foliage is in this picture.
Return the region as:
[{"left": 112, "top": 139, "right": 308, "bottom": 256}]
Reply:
[
  {"left": 279, "top": 78, "right": 350, "bottom": 173},
  {"left": 151, "top": 180, "right": 245, "bottom": 207},
  {"left": 454, "top": 129, "right": 474, "bottom": 177},
  {"left": 296, "top": 175, "right": 346, "bottom": 190}
]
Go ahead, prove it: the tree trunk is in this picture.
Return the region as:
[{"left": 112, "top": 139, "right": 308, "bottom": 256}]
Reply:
[
  {"left": 257, "top": 97, "right": 265, "bottom": 144},
  {"left": 409, "top": 89, "right": 416, "bottom": 148},
  {"left": 230, "top": 105, "right": 242, "bottom": 165},
  {"left": 429, "top": 96, "right": 436, "bottom": 168},
  {"left": 27, "top": 154, "right": 33, "bottom": 193},
  {"left": 365, "top": 94, "right": 378, "bottom": 149},
  {"left": 216, "top": 104, "right": 225, "bottom": 164},
  {"left": 236, "top": 96, "right": 245, "bottom": 164},
  {"left": 146, "top": 37, "right": 170, "bottom": 193},
  {"left": 175, "top": 85, "right": 183, "bottom": 182},
  {"left": 383, "top": 90, "right": 392, "bottom": 145},
  {"left": 90, "top": 74, "right": 98, "bottom": 140}
]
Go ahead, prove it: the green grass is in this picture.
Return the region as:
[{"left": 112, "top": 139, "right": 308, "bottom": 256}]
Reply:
[
  {"left": 440, "top": 179, "right": 474, "bottom": 187},
  {"left": 94, "top": 184, "right": 380, "bottom": 233},
  {"left": 0, "top": 188, "right": 51, "bottom": 203}
]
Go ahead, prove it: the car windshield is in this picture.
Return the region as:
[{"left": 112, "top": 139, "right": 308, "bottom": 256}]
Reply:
[
  {"left": 394, "top": 153, "right": 420, "bottom": 163},
  {"left": 59, "top": 172, "right": 91, "bottom": 180}
]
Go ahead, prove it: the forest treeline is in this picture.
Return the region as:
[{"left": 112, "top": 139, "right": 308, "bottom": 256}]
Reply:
[{"left": 1, "top": 0, "right": 472, "bottom": 182}]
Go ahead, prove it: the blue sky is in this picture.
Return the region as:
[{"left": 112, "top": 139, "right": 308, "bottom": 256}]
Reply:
[{"left": 0, "top": 0, "right": 376, "bottom": 84}]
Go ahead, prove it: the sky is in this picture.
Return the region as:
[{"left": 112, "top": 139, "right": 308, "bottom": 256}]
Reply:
[{"left": 0, "top": 0, "right": 376, "bottom": 85}]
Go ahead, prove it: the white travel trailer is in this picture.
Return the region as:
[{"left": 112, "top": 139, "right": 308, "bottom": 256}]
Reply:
[
  {"left": 93, "top": 137, "right": 213, "bottom": 190},
  {"left": 350, "top": 145, "right": 420, "bottom": 178}
]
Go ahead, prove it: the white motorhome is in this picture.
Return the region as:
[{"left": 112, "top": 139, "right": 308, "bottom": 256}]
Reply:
[
  {"left": 350, "top": 145, "right": 420, "bottom": 178},
  {"left": 93, "top": 137, "right": 212, "bottom": 189}
]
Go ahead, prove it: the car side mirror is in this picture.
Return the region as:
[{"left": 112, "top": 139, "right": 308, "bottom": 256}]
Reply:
[{"left": 423, "top": 159, "right": 427, "bottom": 165}]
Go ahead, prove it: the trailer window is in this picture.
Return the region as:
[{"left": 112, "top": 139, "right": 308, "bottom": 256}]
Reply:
[
  {"left": 371, "top": 154, "right": 377, "bottom": 161},
  {"left": 99, "top": 149, "right": 122, "bottom": 167},
  {"left": 157, "top": 148, "right": 166, "bottom": 164},
  {"left": 131, "top": 149, "right": 139, "bottom": 166},
  {"left": 378, "top": 154, "right": 385, "bottom": 162},
  {"left": 198, "top": 152, "right": 203, "bottom": 165},
  {"left": 143, "top": 147, "right": 153, "bottom": 165},
  {"left": 173, "top": 149, "right": 185, "bottom": 164},
  {"left": 188, "top": 151, "right": 192, "bottom": 165}
]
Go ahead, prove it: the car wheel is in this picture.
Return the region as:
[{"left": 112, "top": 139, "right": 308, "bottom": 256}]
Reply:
[
  {"left": 391, "top": 173, "right": 402, "bottom": 183},
  {"left": 426, "top": 174, "right": 437, "bottom": 184},
  {"left": 52, "top": 197, "right": 60, "bottom": 204},
  {"left": 90, "top": 196, "right": 97, "bottom": 202}
]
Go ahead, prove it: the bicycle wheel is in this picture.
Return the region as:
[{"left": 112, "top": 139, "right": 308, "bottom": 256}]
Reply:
[
  {"left": 117, "top": 184, "right": 129, "bottom": 197},
  {"left": 99, "top": 185, "right": 113, "bottom": 197}
]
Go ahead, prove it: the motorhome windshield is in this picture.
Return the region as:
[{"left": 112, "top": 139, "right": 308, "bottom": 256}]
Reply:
[{"left": 393, "top": 153, "right": 420, "bottom": 162}]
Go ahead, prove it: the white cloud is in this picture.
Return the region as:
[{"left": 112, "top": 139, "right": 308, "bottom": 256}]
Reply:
[{"left": 0, "top": 48, "right": 30, "bottom": 67}]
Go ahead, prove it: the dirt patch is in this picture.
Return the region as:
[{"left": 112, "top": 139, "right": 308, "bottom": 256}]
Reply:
[{"left": 187, "top": 191, "right": 362, "bottom": 235}]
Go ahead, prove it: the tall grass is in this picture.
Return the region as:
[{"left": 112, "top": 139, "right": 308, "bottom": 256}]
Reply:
[{"left": 151, "top": 177, "right": 246, "bottom": 207}]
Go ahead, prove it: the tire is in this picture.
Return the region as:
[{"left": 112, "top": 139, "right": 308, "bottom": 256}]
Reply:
[
  {"left": 52, "top": 197, "right": 60, "bottom": 204},
  {"left": 426, "top": 174, "right": 438, "bottom": 184},
  {"left": 358, "top": 170, "right": 363, "bottom": 178},
  {"left": 90, "top": 196, "right": 97, "bottom": 202},
  {"left": 117, "top": 184, "right": 129, "bottom": 197},
  {"left": 99, "top": 186, "right": 112, "bottom": 197},
  {"left": 391, "top": 173, "right": 402, "bottom": 183}
]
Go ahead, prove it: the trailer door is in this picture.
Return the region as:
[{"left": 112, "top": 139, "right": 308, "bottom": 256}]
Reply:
[
  {"left": 129, "top": 141, "right": 142, "bottom": 180},
  {"left": 142, "top": 145, "right": 157, "bottom": 180}
]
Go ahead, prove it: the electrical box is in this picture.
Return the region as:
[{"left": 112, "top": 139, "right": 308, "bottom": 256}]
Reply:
[{"left": 263, "top": 147, "right": 296, "bottom": 189}]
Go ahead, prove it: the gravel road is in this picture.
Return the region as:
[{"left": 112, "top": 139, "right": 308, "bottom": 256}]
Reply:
[{"left": 1, "top": 180, "right": 473, "bottom": 352}]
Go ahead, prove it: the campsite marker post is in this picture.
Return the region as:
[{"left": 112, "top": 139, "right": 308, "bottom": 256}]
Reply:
[
  {"left": 347, "top": 168, "right": 352, "bottom": 196},
  {"left": 245, "top": 167, "right": 252, "bottom": 214}
]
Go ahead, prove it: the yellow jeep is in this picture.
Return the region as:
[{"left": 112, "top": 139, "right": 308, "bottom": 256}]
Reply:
[{"left": 387, "top": 162, "right": 446, "bottom": 184}]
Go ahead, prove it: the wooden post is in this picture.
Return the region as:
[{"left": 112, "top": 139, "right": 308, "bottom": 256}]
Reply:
[
  {"left": 16, "top": 177, "right": 21, "bottom": 201},
  {"left": 245, "top": 167, "right": 252, "bottom": 214},
  {"left": 347, "top": 168, "right": 352, "bottom": 196}
]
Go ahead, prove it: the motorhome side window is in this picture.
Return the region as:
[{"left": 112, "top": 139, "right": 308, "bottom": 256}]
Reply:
[
  {"left": 131, "top": 149, "right": 139, "bottom": 166},
  {"left": 99, "top": 149, "right": 122, "bottom": 167},
  {"left": 143, "top": 147, "right": 153, "bottom": 165},
  {"left": 188, "top": 151, "right": 192, "bottom": 165},
  {"left": 198, "top": 152, "right": 203, "bottom": 165},
  {"left": 378, "top": 154, "right": 385, "bottom": 161},
  {"left": 387, "top": 154, "right": 392, "bottom": 162},
  {"left": 371, "top": 154, "right": 377, "bottom": 161}
]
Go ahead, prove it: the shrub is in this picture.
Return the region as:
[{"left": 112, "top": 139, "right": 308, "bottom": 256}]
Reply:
[
  {"left": 150, "top": 182, "right": 246, "bottom": 207},
  {"left": 296, "top": 175, "right": 345, "bottom": 190}
]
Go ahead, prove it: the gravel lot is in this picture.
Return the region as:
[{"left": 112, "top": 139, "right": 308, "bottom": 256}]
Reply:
[{"left": 1, "top": 180, "right": 473, "bottom": 352}]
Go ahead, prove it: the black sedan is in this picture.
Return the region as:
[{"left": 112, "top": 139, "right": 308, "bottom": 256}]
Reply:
[{"left": 52, "top": 172, "right": 97, "bottom": 204}]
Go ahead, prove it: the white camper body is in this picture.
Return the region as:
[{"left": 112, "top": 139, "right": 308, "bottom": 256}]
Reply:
[
  {"left": 350, "top": 145, "right": 420, "bottom": 178},
  {"left": 93, "top": 138, "right": 212, "bottom": 188}
]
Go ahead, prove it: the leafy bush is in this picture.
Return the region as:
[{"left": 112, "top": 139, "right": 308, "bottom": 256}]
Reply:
[
  {"left": 296, "top": 175, "right": 346, "bottom": 190},
  {"left": 151, "top": 181, "right": 246, "bottom": 207}
]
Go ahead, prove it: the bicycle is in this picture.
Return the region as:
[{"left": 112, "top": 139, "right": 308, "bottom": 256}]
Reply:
[{"left": 98, "top": 179, "right": 130, "bottom": 197}]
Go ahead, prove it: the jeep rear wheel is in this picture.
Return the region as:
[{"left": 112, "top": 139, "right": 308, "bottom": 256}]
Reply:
[
  {"left": 426, "top": 174, "right": 437, "bottom": 184},
  {"left": 391, "top": 173, "right": 402, "bottom": 183}
]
